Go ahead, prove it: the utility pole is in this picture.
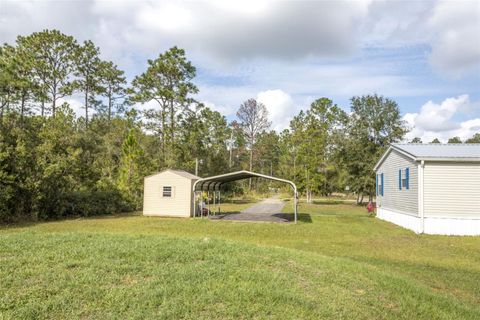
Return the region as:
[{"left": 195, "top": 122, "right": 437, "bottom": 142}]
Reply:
[
  {"left": 227, "top": 131, "right": 234, "bottom": 168},
  {"left": 195, "top": 158, "right": 204, "bottom": 176}
]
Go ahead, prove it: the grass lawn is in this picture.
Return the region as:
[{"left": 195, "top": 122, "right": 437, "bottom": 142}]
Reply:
[{"left": 1, "top": 200, "right": 479, "bottom": 319}]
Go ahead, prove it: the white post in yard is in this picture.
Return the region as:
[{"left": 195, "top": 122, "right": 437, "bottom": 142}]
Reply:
[
  {"left": 294, "top": 191, "right": 298, "bottom": 223},
  {"left": 193, "top": 191, "right": 196, "bottom": 218},
  {"left": 213, "top": 189, "right": 216, "bottom": 216}
]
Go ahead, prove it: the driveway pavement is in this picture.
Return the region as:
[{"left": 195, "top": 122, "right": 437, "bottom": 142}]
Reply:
[{"left": 210, "top": 197, "right": 291, "bottom": 222}]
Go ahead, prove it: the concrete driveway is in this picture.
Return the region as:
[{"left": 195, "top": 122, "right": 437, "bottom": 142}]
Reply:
[{"left": 211, "top": 197, "right": 291, "bottom": 222}]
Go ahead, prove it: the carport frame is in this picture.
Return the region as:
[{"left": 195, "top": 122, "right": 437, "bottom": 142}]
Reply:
[{"left": 192, "top": 170, "right": 298, "bottom": 223}]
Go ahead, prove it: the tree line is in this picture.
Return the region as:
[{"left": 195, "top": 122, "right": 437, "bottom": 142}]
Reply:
[
  {"left": 410, "top": 135, "right": 480, "bottom": 144},
  {"left": 1, "top": 30, "right": 479, "bottom": 222}
]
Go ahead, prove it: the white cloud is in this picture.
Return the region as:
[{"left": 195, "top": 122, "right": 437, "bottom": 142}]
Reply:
[
  {"left": 135, "top": 3, "right": 193, "bottom": 32},
  {"left": 202, "top": 101, "right": 232, "bottom": 116},
  {"left": 427, "top": 0, "right": 480, "bottom": 76},
  {"left": 257, "top": 89, "right": 296, "bottom": 131},
  {"left": 1, "top": 0, "right": 479, "bottom": 129},
  {"left": 58, "top": 96, "right": 85, "bottom": 118},
  {"left": 415, "top": 95, "right": 467, "bottom": 132},
  {"left": 1, "top": 0, "right": 371, "bottom": 62},
  {"left": 404, "top": 94, "right": 480, "bottom": 142},
  {"left": 1, "top": 0, "right": 479, "bottom": 78}
]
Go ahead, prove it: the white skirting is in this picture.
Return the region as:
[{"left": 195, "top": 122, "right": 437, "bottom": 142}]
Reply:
[
  {"left": 376, "top": 207, "right": 480, "bottom": 236},
  {"left": 377, "top": 208, "right": 422, "bottom": 233}
]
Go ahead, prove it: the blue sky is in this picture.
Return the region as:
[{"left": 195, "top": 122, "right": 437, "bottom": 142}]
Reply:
[{"left": 1, "top": 0, "right": 479, "bottom": 142}]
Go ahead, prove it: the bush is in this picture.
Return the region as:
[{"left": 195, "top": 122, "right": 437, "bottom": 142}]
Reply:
[{"left": 59, "top": 189, "right": 135, "bottom": 218}]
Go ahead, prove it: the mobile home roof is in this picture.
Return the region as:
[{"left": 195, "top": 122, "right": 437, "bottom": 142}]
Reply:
[{"left": 374, "top": 143, "right": 480, "bottom": 171}]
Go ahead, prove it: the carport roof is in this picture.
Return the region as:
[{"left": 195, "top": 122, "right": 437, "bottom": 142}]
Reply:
[
  {"left": 192, "top": 170, "right": 298, "bottom": 223},
  {"left": 193, "top": 170, "right": 296, "bottom": 191}
]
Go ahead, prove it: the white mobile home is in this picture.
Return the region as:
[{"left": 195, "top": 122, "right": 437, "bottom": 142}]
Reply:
[
  {"left": 143, "top": 169, "right": 199, "bottom": 217},
  {"left": 374, "top": 144, "right": 480, "bottom": 236}
]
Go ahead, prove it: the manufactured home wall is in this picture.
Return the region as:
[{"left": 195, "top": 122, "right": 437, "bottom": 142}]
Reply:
[
  {"left": 424, "top": 162, "right": 480, "bottom": 219},
  {"left": 376, "top": 150, "right": 419, "bottom": 216},
  {"left": 143, "top": 171, "right": 195, "bottom": 217}
]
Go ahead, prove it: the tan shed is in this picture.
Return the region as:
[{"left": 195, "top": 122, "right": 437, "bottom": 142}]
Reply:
[{"left": 143, "top": 169, "right": 200, "bottom": 217}]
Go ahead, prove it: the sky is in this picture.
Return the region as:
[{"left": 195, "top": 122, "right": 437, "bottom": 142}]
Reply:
[{"left": 1, "top": 0, "right": 479, "bottom": 142}]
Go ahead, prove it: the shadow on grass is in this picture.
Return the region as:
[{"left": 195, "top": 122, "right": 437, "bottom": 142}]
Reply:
[
  {"left": 226, "top": 199, "right": 257, "bottom": 204},
  {"left": 206, "top": 211, "right": 242, "bottom": 219},
  {"left": 312, "top": 199, "right": 351, "bottom": 205},
  {"left": 208, "top": 211, "right": 312, "bottom": 223},
  {"left": 272, "top": 213, "right": 313, "bottom": 223},
  {"left": 311, "top": 211, "right": 375, "bottom": 219}
]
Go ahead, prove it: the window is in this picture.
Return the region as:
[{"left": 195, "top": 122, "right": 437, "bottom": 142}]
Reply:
[
  {"left": 399, "top": 168, "right": 410, "bottom": 190},
  {"left": 377, "top": 173, "right": 384, "bottom": 196},
  {"left": 404, "top": 167, "right": 409, "bottom": 189},
  {"left": 163, "top": 186, "right": 172, "bottom": 197}
]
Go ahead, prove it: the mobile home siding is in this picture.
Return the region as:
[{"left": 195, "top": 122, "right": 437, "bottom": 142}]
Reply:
[
  {"left": 423, "top": 162, "right": 480, "bottom": 218},
  {"left": 377, "top": 150, "right": 418, "bottom": 215},
  {"left": 143, "top": 171, "right": 195, "bottom": 217}
]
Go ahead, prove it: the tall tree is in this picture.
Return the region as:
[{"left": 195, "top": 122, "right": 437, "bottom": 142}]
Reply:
[
  {"left": 17, "top": 30, "right": 77, "bottom": 117},
  {"left": 0, "top": 45, "right": 16, "bottom": 123},
  {"left": 304, "top": 98, "right": 347, "bottom": 197},
  {"left": 117, "top": 128, "right": 144, "bottom": 206},
  {"left": 447, "top": 136, "right": 462, "bottom": 144},
  {"left": 131, "top": 47, "right": 198, "bottom": 166},
  {"left": 410, "top": 137, "right": 422, "bottom": 143},
  {"left": 466, "top": 133, "right": 480, "bottom": 143},
  {"left": 3, "top": 42, "right": 38, "bottom": 120},
  {"left": 73, "top": 40, "right": 103, "bottom": 125},
  {"left": 236, "top": 98, "right": 271, "bottom": 189},
  {"left": 98, "top": 61, "right": 127, "bottom": 121},
  {"left": 255, "top": 131, "right": 280, "bottom": 176},
  {"left": 342, "top": 94, "right": 406, "bottom": 203},
  {"left": 177, "top": 107, "right": 230, "bottom": 177}
]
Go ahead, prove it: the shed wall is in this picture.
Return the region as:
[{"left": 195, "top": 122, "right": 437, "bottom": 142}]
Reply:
[
  {"left": 376, "top": 149, "right": 419, "bottom": 216},
  {"left": 423, "top": 162, "right": 480, "bottom": 218},
  {"left": 143, "top": 171, "right": 194, "bottom": 217}
]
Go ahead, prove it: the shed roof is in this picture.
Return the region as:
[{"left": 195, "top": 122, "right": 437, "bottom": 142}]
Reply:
[
  {"left": 374, "top": 143, "right": 480, "bottom": 171},
  {"left": 145, "top": 169, "right": 200, "bottom": 180},
  {"left": 171, "top": 169, "right": 200, "bottom": 180}
]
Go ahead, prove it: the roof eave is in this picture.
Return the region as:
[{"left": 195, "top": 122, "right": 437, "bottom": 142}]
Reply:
[
  {"left": 373, "top": 145, "right": 418, "bottom": 171},
  {"left": 419, "top": 157, "right": 480, "bottom": 162}
]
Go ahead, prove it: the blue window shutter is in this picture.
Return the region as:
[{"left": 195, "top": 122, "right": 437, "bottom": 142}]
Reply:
[
  {"left": 398, "top": 169, "right": 402, "bottom": 190},
  {"left": 376, "top": 174, "right": 379, "bottom": 194},
  {"left": 406, "top": 168, "right": 410, "bottom": 190},
  {"left": 381, "top": 173, "right": 384, "bottom": 196}
]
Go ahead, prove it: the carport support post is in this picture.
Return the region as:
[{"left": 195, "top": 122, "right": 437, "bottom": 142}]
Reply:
[
  {"left": 193, "top": 191, "right": 197, "bottom": 218},
  {"left": 294, "top": 191, "right": 298, "bottom": 223},
  {"left": 213, "top": 189, "right": 216, "bottom": 215}
]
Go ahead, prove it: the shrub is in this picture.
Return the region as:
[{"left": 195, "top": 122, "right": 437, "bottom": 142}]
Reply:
[{"left": 59, "top": 189, "right": 135, "bottom": 218}]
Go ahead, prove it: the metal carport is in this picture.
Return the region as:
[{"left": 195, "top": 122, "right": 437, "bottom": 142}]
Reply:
[{"left": 192, "top": 170, "right": 298, "bottom": 223}]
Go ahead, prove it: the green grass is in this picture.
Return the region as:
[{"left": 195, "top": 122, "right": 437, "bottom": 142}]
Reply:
[{"left": 1, "top": 201, "right": 479, "bottom": 319}]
